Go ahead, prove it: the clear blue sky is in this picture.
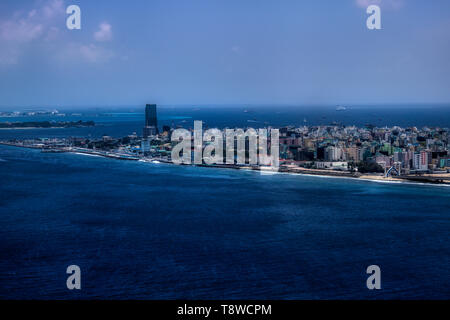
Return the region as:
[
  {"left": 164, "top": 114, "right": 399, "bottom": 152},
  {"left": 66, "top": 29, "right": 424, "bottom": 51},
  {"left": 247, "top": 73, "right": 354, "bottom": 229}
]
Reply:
[{"left": 0, "top": 0, "right": 449, "bottom": 109}]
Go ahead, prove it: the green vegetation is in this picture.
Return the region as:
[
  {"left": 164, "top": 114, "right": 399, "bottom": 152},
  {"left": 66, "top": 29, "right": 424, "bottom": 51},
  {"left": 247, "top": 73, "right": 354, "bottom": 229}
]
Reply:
[
  {"left": 0, "top": 120, "right": 95, "bottom": 128},
  {"left": 357, "top": 161, "right": 384, "bottom": 173}
]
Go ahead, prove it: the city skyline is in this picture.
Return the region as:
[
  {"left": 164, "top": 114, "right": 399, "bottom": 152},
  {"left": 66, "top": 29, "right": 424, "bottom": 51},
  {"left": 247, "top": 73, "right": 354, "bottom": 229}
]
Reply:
[{"left": 1, "top": 0, "right": 450, "bottom": 108}]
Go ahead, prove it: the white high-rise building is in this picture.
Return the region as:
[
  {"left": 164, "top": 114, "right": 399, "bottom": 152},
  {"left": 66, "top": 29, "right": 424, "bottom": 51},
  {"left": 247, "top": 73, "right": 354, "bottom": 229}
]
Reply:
[{"left": 141, "top": 139, "right": 151, "bottom": 154}]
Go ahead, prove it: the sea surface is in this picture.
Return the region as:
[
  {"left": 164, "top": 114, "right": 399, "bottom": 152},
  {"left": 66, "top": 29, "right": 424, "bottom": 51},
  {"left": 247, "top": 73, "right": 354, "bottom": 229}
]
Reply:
[{"left": 0, "top": 106, "right": 449, "bottom": 299}]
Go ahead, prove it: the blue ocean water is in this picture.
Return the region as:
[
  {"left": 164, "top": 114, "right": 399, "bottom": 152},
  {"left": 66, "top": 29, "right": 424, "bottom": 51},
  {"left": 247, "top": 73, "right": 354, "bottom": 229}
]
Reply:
[{"left": 0, "top": 144, "right": 449, "bottom": 299}]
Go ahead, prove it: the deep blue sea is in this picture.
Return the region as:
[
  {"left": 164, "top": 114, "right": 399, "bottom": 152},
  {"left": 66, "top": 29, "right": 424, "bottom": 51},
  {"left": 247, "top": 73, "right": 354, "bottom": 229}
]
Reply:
[{"left": 0, "top": 106, "right": 449, "bottom": 299}]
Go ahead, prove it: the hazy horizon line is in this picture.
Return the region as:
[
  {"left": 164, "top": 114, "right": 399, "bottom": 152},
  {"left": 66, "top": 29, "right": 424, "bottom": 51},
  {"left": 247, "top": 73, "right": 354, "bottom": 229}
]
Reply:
[{"left": 1, "top": 102, "right": 450, "bottom": 111}]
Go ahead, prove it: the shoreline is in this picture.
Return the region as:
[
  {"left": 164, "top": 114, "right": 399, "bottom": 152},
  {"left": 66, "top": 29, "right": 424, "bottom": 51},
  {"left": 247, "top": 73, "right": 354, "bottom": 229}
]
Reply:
[{"left": 1, "top": 142, "right": 449, "bottom": 186}]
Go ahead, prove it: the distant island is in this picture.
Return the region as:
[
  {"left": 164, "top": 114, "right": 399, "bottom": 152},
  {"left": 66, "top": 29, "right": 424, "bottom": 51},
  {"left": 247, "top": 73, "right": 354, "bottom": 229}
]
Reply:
[
  {"left": 0, "top": 120, "right": 95, "bottom": 129},
  {"left": 0, "top": 109, "right": 63, "bottom": 117}
]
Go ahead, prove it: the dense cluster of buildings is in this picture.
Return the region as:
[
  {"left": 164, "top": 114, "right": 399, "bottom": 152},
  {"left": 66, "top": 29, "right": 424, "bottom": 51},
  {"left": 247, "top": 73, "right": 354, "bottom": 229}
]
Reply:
[{"left": 276, "top": 124, "right": 450, "bottom": 174}]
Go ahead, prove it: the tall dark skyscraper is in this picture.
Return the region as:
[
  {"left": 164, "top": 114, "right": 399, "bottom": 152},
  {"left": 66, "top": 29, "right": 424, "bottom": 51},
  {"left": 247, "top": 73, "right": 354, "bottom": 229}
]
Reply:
[
  {"left": 145, "top": 104, "right": 157, "bottom": 127},
  {"left": 143, "top": 104, "right": 158, "bottom": 138}
]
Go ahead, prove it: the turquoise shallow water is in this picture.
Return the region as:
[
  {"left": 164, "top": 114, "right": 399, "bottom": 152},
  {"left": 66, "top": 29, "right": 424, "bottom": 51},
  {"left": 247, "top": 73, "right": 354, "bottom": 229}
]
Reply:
[{"left": 0, "top": 144, "right": 449, "bottom": 299}]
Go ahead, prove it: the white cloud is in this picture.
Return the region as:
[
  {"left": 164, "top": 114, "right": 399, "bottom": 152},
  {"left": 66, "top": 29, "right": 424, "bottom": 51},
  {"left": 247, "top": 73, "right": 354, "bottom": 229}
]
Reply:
[
  {"left": 28, "top": 9, "right": 37, "bottom": 18},
  {"left": 42, "top": 0, "right": 65, "bottom": 19},
  {"left": 58, "top": 43, "right": 114, "bottom": 64},
  {"left": 0, "top": 19, "right": 44, "bottom": 42},
  {"left": 44, "top": 26, "right": 60, "bottom": 41},
  {"left": 94, "top": 23, "right": 113, "bottom": 42},
  {"left": 355, "top": 0, "right": 404, "bottom": 10},
  {"left": 79, "top": 44, "right": 114, "bottom": 62},
  {"left": 0, "top": 0, "right": 64, "bottom": 66},
  {"left": 0, "top": 1, "right": 116, "bottom": 66},
  {"left": 356, "top": 0, "right": 380, "bottom": 8}
]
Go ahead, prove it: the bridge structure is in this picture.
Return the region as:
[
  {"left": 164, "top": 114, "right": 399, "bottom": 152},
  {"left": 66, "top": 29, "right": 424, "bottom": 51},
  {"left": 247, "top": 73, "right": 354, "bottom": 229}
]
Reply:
[{"left": 385, "top": 162, "right": 401, "bottom": 177}]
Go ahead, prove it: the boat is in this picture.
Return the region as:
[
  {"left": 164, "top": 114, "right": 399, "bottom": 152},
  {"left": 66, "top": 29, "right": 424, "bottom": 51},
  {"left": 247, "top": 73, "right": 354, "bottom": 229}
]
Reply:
[{"left": 336, "top": 106, "right": 347, "bottom": 111}]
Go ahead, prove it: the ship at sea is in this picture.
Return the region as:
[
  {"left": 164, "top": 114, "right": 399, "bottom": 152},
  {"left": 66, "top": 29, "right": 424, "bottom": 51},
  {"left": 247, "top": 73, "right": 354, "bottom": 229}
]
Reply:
[{"left": 336, "top": 106, "right": 347, "bottom": 111}]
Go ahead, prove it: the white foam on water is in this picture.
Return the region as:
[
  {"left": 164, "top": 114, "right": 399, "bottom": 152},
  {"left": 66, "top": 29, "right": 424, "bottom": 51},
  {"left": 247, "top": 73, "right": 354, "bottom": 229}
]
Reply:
[{"left": 72, "top": 152, "right": 102, "bottom": 158}]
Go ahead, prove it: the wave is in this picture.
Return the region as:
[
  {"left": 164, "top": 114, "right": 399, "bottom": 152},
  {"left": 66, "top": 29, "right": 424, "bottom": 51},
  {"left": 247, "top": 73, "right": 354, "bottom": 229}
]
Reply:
[{"left": 72, "top": 152, "right": 103, "bottom": 158}]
